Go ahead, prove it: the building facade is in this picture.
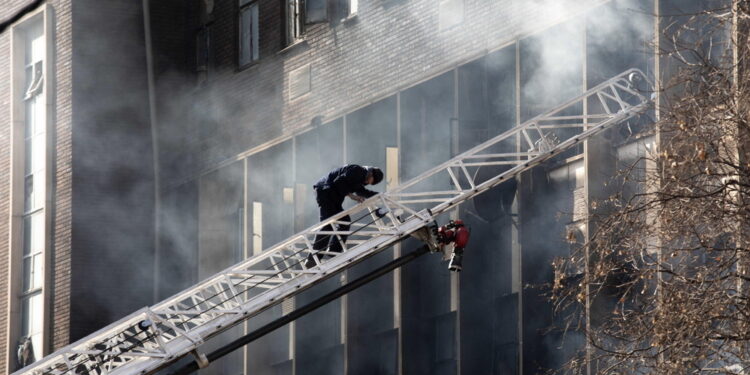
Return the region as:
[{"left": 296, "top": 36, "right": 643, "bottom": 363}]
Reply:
[
  {"left": 0, "top": 1, "right": 155, "bottom": 373},
  {"left": 0, "top": 0, "right": 716, "bottom": 374},
  {"left": 150, "top": 0, "right": 662, "bottom": 374}
]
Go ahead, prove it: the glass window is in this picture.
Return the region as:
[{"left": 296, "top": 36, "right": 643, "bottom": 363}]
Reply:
[
  {"left": 334, "top": 0, "right": 357, "bottom": 19},
  {"left": 23, "top": 176, "right": 34, "bottom": 213},
  {"left": 24, "top": 61, "right": 43, "bottom": 99},
  {"left": 24, "top": 82, "right": 46, "bottom": 213},
  {"left": 23, "top": 217, "right": 32, "bottom": 256},
  {"left": 239, "top": 1, "right": 259, "bottom": 66},
  {"left": 236, "top": 207, "right": 244, "bottom": 262},
  {"left": 195, "top": 27, "right": 209, "bottom": 72},
  {"left": 16, "top": 17, "right": 47, "bottom": 369},
  {"left": 26, "top": 24, "right": 44, "bottom": 64},
  {"left": 305, "top": 0, "right": 327, "bottom": 24},
  {"left": 22, "top": 254, "right": 43, "bottom": 292},
  {"left": 31, "top": 135, "right": 44, "bottom": 175},
  {"left": 25, "top": 135, "right": 44, "bottom": 177},
  {"left": 32, "top": 174, "right": 44, "bottom": 210},
  {"left": 285, "top": 0, "right": 304, "bottom": 45},
  {"left": 24, "top": 96, "right": 44, "bottom": 138},
  {"left": 548, "top": 160, "right": 585, "bottom": 222},
  {"left": 386, "top": 147, "right": 399, "bottom": 191},
  {"left": 29, "top": 213, "right": 43, "bottom": 254},
  {"left": 20, "top": 293, "right": 43, "bottom": 362},
  {"left": 22, "top": 213, "right": 44, "bottom": 293},
  {"left": 616, "top": 136, "right": 655, "bottom": 198},
  {"left": 23, "top": 172, "right": 45, "bottom": 213},
  {"left": 252, "top": 201, "right": 262, "bottom": 255},
  {"left": 22, "top": 257, "right": 34, "bottom": 291}
]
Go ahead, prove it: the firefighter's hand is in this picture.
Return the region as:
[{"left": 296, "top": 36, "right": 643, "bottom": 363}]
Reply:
[{"left": 348, "top": 194, "right": 365, "bottom": 203}]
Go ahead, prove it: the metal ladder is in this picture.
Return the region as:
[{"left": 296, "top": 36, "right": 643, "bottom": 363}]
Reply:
[{"left": 16, "top": 69, "right": 653, "bottom": 375}]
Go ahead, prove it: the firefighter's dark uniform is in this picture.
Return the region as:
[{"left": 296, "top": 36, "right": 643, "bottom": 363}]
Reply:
[{"left": 312, "top": 164, "right": 378, "bottom": 254}]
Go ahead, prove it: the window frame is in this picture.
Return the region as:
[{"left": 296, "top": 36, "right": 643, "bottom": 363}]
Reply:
[
  {"left": 238, "top": 0, "right": 260, "bottom": 69},
  {"left": 336, "top": 0, "right": 358, "bottom": 22},
  {"left": 195, "top": 25, "right": 210, "bottom": 73},
  {"left": 8, "top": 5, "right": 53, "bottom": 370},
  {"left": 283, "top": 0, "right": 305, "bottom": 48}
]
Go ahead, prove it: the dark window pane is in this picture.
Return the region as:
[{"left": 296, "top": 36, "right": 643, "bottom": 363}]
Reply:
[{"left": 306, "top": 0, "right": 327, "bottom": 23}]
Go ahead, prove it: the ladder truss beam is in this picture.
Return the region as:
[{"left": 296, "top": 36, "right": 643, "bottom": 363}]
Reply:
[{"left": 16, "top": 69, "right": 653, "bottom": 375}]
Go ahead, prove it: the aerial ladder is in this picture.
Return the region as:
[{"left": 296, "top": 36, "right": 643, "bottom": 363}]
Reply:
[{"left": 15, "top": 69, "right": 653, "bottom": 375}]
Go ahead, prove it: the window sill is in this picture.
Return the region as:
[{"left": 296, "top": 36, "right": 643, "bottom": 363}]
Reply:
[
  {"left": 278, "top": 39, "right": 309, "bottom": 55},
  {"left": 341, "top": 13, "right": 358, "bottom": 24},
  {"left": 19, "top": 288, "right": 42, "bottom": 298},
  {"left": 237, "top": 60, "right": 260, "bottom": 72}
]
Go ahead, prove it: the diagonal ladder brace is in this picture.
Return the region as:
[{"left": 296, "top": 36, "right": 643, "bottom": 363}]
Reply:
[{"left": 15, "top": 69, "right": 653, "bottom": 375}]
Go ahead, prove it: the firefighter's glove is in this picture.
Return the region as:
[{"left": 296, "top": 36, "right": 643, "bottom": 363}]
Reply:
[{"left": 348, "top": 193, "right": 365, "bottom": 203}]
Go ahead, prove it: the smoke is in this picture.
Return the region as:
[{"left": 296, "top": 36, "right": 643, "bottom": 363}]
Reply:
[
  {"left": 521, "top": 20, "right": 585, "bottom": 119},
  {"left": 181, "top": 0, "right": 651, "bottom": 372},
  {"left": 514, "top": 1, "right": 655, "bottom": 369},
  {"left": 56, "top": 0, "right": 667, "bottom": 372},
  {"left": 65, "top": 0, "right": 157, "bottom": 341}
]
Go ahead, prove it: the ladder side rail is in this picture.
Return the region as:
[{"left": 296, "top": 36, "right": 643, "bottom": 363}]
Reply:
[
  {"left": 428, "top": 100, "right": 651, "bottom": 217},
  {"left": 47, "top": 335, "right": 163, "bottom": 374},
  {"left": 387, "top": 68, "right": 649, "bottom": 197},
  {"left": 426, "top": 102, "right": 651, "bottom": 215},
  {"left": 110, "top": 214, "right": 432, "bottom": 375},
  {"left": 20, "top": 236, "right": 335, "bottom": 374},
  {"left": 17, "top": 307, "right": 172, "bottom": 375},
  {"left": 137, "top": 199, "right": 413, "bottom": 366}
]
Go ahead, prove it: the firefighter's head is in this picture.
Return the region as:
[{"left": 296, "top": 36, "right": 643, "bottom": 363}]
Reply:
[{"left": 365, "top": 166, "right": 383, "bottom": 185}]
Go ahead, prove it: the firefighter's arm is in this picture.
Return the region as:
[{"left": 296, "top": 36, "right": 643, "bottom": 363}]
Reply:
[
  {"left": 332, "top": 166, "right": 369, "bottom": 196},
  {"left": 353, "top": 185, "right": 378, "bottom": 198},
  {"left": 351, "top": 167, "right": 378, "bottom": 198},
  {"left": 330, "top": 169, "right": 356, "bottom": 196},
  {"left": 347, "top": 193, "right": 365, "bottom": 203}
]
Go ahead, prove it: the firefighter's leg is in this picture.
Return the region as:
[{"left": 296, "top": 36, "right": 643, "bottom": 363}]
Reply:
[
  {"left": 312, "top": 192, "right": 341, "bottom": 250},
  {"left": 308, "top": 219, "right": 331, "bottom": 268},
  {"left": 327, "top": 214, "right": 350, "bottom": 253},
  {"left": 312, "top": 221, "right": 333, "bottom": 251},
  {"left": 307, "top": 195, "right": 342, "bottom": 267}
]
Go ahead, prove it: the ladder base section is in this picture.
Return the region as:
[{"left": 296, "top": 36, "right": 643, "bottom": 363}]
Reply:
[{"left": 168, "top": 245, "right": 431, "bottom": 375}]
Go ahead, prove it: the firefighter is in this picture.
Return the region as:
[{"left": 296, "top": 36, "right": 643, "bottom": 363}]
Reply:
[{"left": 307, "top": 164, "right": 384, "bottom": 267}]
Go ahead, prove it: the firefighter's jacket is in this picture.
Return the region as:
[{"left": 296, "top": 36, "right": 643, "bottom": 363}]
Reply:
[{"left": 314, "top": 164, "right": 378, "bottom": 204}]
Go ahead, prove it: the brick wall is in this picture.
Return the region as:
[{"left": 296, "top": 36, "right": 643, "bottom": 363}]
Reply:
[
  {"left": 2, "top": 0, "right": 156, "bottom": 356},
  {"left": 0, "top": 0, "right": 155, "bottom": 354},
  {"left": 1, "top": 0, "right": 154, "bottom": 359},
  {"left": 0, "top": 16, "right": 12, "bottom": 375},
  {"left": 68, "top": 0, "right": 154, "bottom": 341},
  {"left": 0, "top": 0, "right": 75, "bottom": 367},
  {"left": 153, "top": 0, "right": 608, "bottom": 187},
  {"left": 50, "top": 0, "right": 74, "bottom": 353},
  {"left": 0, "top": 0, "right": 36, "bottom": 22},
  {"left": 148, "top": 0, "right": 193, "bottom": 189}
]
